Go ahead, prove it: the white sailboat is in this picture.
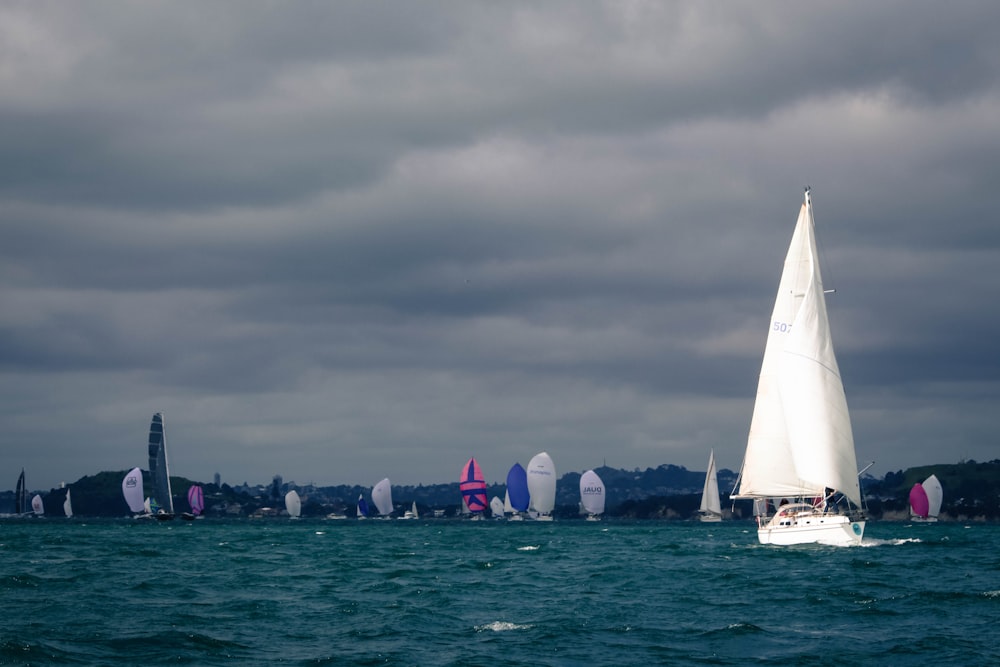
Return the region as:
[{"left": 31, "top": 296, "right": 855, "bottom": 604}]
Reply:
[
  {"left": 400, "top": 501, "right": 418, "bottom": 520},
  {"left": 526, "top": 452, "right": 556, "bottom": 521},
  {"left": 579, "top": 469, "right": 605, "bottom": 520},
  {"left": 63, "top": 488, "right": 73, "bottom": 518},
  {"left": 285, "top": 490, "right": 302, "bottom": 518},
  {"left": 372, "top": 478, "right": 393, "bottom": 518},
  {"left": 31, "top": 494, "right": 44, "bottom": 516},
  {"left": 731, "top": 189, "right": 866, "bottom": 546},
  {"left": 490, "top": 496, "right": 505, "bottom": 519},
  {"left": 910, "top": 474, "right": 943, "bottom": 522},
  {"left": 122, "top": 467, "right": 146, "bottom": 515},
  {"left": 698, "top": 450, "right": 723, "bottom": 522}
]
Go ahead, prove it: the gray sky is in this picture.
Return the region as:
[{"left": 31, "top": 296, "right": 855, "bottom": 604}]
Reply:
[{"left": 3, "top": 2, "right": 999, "bottom": 491}]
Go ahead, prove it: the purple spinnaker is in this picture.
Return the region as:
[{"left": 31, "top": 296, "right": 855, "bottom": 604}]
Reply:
[{"left": 187, "top": 485, "right": 205, "bottom": 516}]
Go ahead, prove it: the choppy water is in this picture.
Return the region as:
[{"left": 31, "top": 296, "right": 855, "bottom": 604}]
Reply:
[{"left": 2, "top": 518, "right": 998, "bottom": 666}]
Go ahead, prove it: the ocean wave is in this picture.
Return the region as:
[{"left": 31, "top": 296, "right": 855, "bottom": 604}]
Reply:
[
  {"left": 475, "top": 621, "right": 533, "bottom": 632},
  {"left": 516, "top": 545, "right": 540, "bottom": 551}
]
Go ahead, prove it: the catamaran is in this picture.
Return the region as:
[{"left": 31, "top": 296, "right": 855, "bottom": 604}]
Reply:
[{"left": 731, "top": 189, "right": 866, "bottom": 546}]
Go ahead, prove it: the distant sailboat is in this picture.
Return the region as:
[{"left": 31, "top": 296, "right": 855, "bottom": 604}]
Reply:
[
  {"left": 579, "top": 469, "right": 605, "bottom": 521},
  {"left": 372, "top": 478, "right": 393, "bottom": 518},
  {"left": 490, "top": 496, "right": 505, "bottom": 519},
  {"left": 731, "top": 189, "right": 866, "bottom": 546},
  {"left": 356, "top": 494, "right": 370, "bottom": 519},
  {"left": 505, "top": 462, "right": 530, "bottom": 520},
  {"left": 910, "top": 474, "right": 943, "bottom": 522},
  {"left": 31, "top": 494, "right": 44, "bottom": 516},
  {"left": 122, "top": 467, "right": 146, "bottom": 515},
  {"left": 63, "top": 488, "right": 73, "bottom": 518},
  {"left": 183, "top": 485, "right": 204, "bottom": 520},
  {"left": 14, "top": 469, "right": 27, "bottom": 515},
  {"left": 460, "top": 458, "right": 488, "bottom": 518},
  {"left": 400, "top": 501, "right": 419, "bottom": 520},
  {"left": 698, "top": 450, "right": 723, "bottom": 522},
  {"left": 285, "top": 490, "right": 302, "bottom": 519},
  {"left": 527, "top": 452, "right": 556, "bottom": 521},
  {"left": 147, "top": 413, "right": 175, "bottom": 520}
]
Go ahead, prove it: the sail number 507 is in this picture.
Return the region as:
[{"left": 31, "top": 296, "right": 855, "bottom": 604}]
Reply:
[{"left": 772, "top": 321, "right": 792, "bottom": 333}]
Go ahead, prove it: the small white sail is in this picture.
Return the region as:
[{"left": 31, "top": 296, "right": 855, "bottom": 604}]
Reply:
[
  {"left": 63, "top": 488, "right": 73, "bottom": 518},
  {"left": 699, "top": 450, "right": 722, "bottom": 521},
  {"left": 526, "top": 452, "right": 556, "bottom": 518},
  {"left": 579, "top": 469, "right": 605, "bottom": 517},
  {"left": 372, "top": 478, "right": 393, "bottom": 516},
  {"left": 285, "top": 490, "right": 302, "bottom": 518},
  {"left": 490, "top": 496, "right": 505, "bottom": 518},
  {"left": 31, "top": 494, "right": 44, "bottom": 515}
]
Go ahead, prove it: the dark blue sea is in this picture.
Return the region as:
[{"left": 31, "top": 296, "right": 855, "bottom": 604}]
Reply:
[{"left": 2, "top": 518, "right": 998, "bottom": 666}]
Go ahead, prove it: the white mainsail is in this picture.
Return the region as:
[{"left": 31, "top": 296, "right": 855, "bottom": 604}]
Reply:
[
  {"left": 526, "top": 452, "right": 556, "bottom": 516},
  {"left": 285, "top": 490, "right": 302, "bottom": 518},
  {"left": 699, "top": 450, "right": 722, "bottom": 520},
  {"left": 579, "top": 469, "right": 605, "bottom": 517},
  {"left": 63, "top": 488, "right": 73, "bottom": 518},
  {"left": 735, "top": 190, "right": 861, "bottom": 508},
  {"left": 372, "top": 478, "right": 393, "bottom": 516}
]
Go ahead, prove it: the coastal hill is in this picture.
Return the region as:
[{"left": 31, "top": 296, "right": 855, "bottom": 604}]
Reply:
[{"left": 4, "top": 460, "right": 998, "bottom": 520}]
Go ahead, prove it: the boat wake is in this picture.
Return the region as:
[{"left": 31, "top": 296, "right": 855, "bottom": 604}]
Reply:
[
  {"left": 475, "top": 621, "right": 533, "bottom": 632},
  {"left": 858, "top": 537, "right": 922, "bottom": 547}
]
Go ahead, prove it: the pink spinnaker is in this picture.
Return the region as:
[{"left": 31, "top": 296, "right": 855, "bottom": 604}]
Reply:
[
  {"left": 460, "top": 458, "right": 488, "bottom": 514},
  {"left": 909, "top": 483, "right": 929, "bottom": 518}
]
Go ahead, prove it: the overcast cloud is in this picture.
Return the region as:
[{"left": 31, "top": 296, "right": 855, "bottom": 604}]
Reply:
[{"left": 3, "top": 2, "right": 999, "bottom": 491}]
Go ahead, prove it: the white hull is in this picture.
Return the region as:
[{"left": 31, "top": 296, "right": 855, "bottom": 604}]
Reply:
[
  {"left": 699, "top": 513, "right": 722, "bottom": 523},
  {"left": 911, "top": 516, "right": 939, "bottom": 523},
  {"left": 757, "top": 504, "right": 864, "bottom": 546}
]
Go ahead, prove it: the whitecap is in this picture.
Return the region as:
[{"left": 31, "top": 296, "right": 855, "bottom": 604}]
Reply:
[
  {"left": 315, "top": 531, "right": 325, "bottom": 535},
  {"left": 517, "top": 545, "right": 540, "bottom": 551},
  {"left": 476, "top": 621, "right": 532, "bottom": 632}
]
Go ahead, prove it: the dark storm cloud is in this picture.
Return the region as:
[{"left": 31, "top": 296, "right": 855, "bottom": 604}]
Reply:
[{"left": 2, "top": 2, "right": 1000, "bottom": 490}]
